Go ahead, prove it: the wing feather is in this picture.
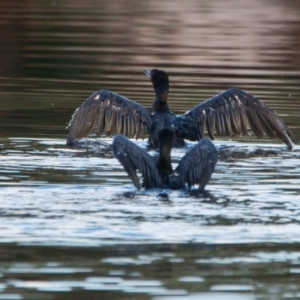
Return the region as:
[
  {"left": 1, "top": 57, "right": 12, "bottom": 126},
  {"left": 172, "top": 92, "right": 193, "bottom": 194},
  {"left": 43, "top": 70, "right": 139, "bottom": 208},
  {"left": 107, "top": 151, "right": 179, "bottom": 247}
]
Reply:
[
  {"left": 175, "top": 138, "right": 218, "bottom": 190},
  {"left": 186, "top": 88, "right": 295, "bottom": 148},
  {"left": 206, "top": 108, "right": 215, "bottom": 139},
  {"left": 112, "top": 135, "right": 161, "bottom": 189},
  {"left": 229, "top": 105, "right": 240, "bottom": 135},
  {"left": 67, "top": 90, "right": 152, "bottom": 145}
]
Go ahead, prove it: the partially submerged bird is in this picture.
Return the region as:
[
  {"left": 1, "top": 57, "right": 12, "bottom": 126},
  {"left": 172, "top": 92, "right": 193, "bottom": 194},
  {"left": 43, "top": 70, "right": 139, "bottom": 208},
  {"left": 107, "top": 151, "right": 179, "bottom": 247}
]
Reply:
[
  {"left": 112, "top": 128, "right": 218, "bottom": 190},
  {"left": 67, "top": 69, "right": 295, "bottom": 149}
]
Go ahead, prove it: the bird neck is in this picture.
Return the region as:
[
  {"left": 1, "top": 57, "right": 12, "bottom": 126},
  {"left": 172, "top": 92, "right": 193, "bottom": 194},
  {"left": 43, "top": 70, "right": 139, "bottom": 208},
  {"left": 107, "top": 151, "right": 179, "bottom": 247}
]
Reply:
[
  {"left": 152, "top": 86, "right": 169, "bottom": 112},
  {"left": 156, "top": 143, "right": 173, "bottom": 175}
]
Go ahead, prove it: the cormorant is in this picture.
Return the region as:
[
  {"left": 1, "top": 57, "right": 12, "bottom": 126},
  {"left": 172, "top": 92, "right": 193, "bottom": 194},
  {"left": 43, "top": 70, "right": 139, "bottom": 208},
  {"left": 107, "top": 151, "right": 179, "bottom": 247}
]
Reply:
[
  {"left": 67, "top": 69, "right": 295, "bottom": 149},
  {"left": 112, "top": 128, "right": 218, "bottom": 190}
]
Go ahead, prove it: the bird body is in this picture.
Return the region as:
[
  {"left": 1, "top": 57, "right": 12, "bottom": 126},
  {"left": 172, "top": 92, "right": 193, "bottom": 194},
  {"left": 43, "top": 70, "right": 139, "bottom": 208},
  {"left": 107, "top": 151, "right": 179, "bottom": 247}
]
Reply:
[
  {"left": 112, "top": 128, "right": 218, "bottom": 191},
  {"left": 148, "top": 110, "right": 185, "bottom": 148},
  {"left": 67, "top": 69, "right": 295, "bottom": 149}
]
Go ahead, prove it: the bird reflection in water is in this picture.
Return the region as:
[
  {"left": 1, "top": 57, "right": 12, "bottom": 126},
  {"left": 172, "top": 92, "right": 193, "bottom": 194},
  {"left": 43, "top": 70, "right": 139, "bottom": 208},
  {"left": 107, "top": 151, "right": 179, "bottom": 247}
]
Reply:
[{"left": 112, "top": 128, "right": 218, "bottom": 191}]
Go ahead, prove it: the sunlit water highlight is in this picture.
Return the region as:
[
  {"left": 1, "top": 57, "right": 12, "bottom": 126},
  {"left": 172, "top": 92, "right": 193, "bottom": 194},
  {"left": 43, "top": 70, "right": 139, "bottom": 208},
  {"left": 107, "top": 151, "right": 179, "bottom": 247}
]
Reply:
[{"left": 1, "top": 138, "right": 299, "bottom": 247}]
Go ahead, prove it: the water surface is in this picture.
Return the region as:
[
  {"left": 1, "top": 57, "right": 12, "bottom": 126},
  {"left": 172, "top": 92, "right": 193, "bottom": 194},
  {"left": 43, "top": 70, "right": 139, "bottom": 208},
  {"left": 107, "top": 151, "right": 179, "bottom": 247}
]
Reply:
[{"left": 0, "top": 0, "right": 300, "bottom": 299}]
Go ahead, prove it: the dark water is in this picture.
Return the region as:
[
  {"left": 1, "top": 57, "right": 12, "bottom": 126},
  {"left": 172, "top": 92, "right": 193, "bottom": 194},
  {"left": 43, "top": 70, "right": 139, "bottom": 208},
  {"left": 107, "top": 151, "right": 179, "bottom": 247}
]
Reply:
[{"left": 1, "top": 1, "right": 300, "bottom": 299}]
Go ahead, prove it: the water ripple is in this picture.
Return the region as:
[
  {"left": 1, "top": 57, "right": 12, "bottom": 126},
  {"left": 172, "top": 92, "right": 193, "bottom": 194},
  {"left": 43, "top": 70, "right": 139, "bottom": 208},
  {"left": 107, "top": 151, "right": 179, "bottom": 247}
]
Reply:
[{"left": 0, "top": 138, "right": 300, "bottom": 246}]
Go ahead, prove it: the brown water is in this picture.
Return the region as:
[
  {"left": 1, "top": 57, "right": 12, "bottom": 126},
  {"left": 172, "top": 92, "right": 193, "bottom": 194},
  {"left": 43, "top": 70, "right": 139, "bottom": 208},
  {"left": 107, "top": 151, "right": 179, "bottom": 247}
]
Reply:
[{"left": 0, "top": 1, "right": 300, "bottom": 299}]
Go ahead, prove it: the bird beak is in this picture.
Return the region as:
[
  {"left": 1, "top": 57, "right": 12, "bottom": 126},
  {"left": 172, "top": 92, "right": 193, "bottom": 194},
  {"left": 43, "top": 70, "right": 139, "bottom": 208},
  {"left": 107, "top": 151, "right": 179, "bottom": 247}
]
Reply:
[{"left": 143, "top": 69, "right": 151, "bottom": 77}]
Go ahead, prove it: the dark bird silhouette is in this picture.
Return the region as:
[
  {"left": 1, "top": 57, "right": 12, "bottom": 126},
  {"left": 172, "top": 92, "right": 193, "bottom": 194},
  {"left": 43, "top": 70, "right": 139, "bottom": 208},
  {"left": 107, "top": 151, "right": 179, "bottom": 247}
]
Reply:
[
  {"left": 112, "top": 128, "right": 218, "bottom": 190},
  {"left": 67, "top": 69, "right": 295, "bottom": 149}
]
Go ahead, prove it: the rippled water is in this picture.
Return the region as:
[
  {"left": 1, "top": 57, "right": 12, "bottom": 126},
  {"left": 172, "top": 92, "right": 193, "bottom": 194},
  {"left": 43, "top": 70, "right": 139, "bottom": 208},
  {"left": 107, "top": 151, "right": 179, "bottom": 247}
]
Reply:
[
  {"left": 1, "top": 137, "right": 300, "bottom": 246},
  {"left": 1, "top": 138, "right": 300, "bottom": 299},
  {"left": 1, "top": 0, "right": 300, "bottom": 299}
]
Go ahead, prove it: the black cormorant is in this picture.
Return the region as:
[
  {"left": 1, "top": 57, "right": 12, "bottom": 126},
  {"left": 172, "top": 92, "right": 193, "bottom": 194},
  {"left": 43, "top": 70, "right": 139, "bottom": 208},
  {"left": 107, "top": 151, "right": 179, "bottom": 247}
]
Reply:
[
  {"left": 112, "top": 128, "right": 218, "bottom": 190},
  {"left": 67, "top": 69, "right": 295, "bottom": 149}
]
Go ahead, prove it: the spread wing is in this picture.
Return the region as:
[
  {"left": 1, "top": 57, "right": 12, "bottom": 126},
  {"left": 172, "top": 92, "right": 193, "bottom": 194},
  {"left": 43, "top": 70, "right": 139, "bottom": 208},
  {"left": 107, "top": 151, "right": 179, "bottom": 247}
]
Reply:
[
  {"left": 66, "top": 90, "right": 152, "bottom": 145},
  {"left": 183, "top": 88, "right": 295, "bottom": 149},
  {"left": 175, "top": 138, "right": 218, "bottom": 190},
  {"left": 112, "top": 135, "right": 161, "bottom": 189}
]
